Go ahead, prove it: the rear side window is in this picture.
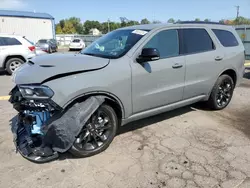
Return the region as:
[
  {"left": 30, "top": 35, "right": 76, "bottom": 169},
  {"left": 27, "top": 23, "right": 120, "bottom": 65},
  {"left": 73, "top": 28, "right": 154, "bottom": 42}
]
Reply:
[
  {"left": 180, "top": 28, "right": 214, "bottom": 54},
  {"left": 1, "top": 37, "right": 22, "bottom": 46},
  {"left": 73, "top": 39, "right": 81, "bottom": 43},
  {"left": 212, "top": 29, "right": 239, "bottom": 47},
  {"left": 144, "top": 29, "right": 179, "bottom": 58},
  {"left": 0, "top": 37, "right": 5, "bottom": 46}
]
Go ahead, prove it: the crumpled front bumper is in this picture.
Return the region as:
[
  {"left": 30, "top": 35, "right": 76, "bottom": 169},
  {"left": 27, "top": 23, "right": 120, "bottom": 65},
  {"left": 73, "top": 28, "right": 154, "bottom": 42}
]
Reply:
[{"left": 9, "top": 86, "right": 105, "bottom": 163}]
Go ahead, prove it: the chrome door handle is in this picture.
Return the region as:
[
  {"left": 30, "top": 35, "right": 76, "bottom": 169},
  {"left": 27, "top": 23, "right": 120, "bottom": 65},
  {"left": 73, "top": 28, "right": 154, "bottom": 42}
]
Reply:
[
  {"left": 215, "top": 56, "right": 223, "bottom": 61},
  {"left": 172, "top": 63, "right": 183, "bottom": 69}
]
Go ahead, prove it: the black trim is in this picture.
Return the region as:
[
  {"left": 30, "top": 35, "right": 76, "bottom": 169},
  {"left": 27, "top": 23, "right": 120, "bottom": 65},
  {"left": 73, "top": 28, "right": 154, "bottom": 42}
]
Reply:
[{"left": 41, "top": 63, "right": 109, "bottom": 84}]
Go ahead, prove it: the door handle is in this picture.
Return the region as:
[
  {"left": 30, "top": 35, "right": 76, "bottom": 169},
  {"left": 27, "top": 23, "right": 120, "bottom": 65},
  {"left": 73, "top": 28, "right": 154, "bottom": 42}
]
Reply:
[
  {"left": 172, "top": 63, "right": 183, "bottom": 69},
  {"left": 215, "top": 56, "right": 223, "bottom": 61}
]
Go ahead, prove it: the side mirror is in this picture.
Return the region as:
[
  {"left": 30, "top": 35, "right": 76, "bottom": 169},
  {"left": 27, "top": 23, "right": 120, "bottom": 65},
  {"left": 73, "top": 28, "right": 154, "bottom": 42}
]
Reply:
[{"left": 137, "top": 48, "right": 160, "bottom": 63}]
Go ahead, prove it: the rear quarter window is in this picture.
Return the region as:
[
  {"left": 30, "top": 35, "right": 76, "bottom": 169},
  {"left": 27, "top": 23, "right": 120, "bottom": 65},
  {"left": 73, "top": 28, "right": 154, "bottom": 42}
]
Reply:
[{"left": 212, "top": 29, "right": 239, "bottom": 47}]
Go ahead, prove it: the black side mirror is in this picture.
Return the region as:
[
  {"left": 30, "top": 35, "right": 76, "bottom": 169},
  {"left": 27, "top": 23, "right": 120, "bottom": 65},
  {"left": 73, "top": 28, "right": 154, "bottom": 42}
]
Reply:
[{"left": 137, "top": 48, "right": 160, "bottom": 63}]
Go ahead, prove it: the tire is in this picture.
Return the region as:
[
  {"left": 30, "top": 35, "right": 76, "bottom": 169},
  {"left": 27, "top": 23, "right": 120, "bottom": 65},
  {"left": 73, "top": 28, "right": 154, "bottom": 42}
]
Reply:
[
  {"left": 6, "top": 58, "right": 24, "bottom": 75},
  {"left": 69, "top": 104, "right": 118, "bottom": 158},
  {"left": 207, "top": 74, "right": 234, "bottom": 110}
]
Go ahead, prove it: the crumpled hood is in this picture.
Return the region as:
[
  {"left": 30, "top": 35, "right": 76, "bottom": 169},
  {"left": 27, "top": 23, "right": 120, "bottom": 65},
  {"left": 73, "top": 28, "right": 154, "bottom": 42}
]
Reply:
[{"left": 12, "top": 54, "right": 110, "bottom": 84}]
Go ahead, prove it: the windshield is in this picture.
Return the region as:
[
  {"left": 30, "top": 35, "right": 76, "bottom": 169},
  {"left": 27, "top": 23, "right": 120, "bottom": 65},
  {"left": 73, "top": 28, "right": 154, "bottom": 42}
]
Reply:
[
  {"left": 38, "top": 39, "right": 48, "bottom": 43},
  {"left": 81, "top": 29, "right": 149, "bottom": 59},
  {"left": 72, "top": 39, "right": 81, "bottom": 43}
]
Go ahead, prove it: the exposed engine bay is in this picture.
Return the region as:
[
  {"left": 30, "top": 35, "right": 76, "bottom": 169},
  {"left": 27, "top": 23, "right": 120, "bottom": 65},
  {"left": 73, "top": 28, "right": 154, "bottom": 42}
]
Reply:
[{"left": 9, "top": 86, "right": 105, "bottom": 163}]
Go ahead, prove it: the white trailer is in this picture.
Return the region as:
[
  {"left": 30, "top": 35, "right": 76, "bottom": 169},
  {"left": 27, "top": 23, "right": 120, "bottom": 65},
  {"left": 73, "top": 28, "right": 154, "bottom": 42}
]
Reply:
[{"left": 0, "top": 10, "right": 55, "bottom": 43}]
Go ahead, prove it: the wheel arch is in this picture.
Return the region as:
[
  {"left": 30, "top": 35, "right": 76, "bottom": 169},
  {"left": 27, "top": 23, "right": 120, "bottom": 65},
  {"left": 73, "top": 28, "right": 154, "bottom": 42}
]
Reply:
[
  {"left": 219, "top": 69, "right": 237, "bottom": 87},
  {"left": 4, "top": 55, "right": 26, "bottom": 68},
  {"left": 63, "top": 91, "right": 125, "bottom": 125}
]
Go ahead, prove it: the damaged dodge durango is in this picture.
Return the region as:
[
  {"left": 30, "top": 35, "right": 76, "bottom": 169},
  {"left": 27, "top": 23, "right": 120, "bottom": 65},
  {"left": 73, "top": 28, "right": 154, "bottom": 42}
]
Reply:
[{"left": 9, "top": 22, "right": 245, "bottom": 162}]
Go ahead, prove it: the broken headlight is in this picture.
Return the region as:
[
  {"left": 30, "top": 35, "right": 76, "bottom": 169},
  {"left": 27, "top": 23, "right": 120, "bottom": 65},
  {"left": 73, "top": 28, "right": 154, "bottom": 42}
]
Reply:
[{"left": 18, "top": 85, "right": 54, "bottom": 99}]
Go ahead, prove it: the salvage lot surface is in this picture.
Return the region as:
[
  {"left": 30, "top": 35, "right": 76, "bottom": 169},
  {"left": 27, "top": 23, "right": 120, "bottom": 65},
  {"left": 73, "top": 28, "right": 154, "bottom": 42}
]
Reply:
[{"left": 1, "top": 62, "right": 250, "bottom": 188}]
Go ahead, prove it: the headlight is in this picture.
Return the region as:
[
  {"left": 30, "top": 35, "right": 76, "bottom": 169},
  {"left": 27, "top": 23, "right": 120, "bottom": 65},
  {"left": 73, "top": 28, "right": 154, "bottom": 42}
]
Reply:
[{"left": 18, "top": 85, "right": 54, "bottom": 99}]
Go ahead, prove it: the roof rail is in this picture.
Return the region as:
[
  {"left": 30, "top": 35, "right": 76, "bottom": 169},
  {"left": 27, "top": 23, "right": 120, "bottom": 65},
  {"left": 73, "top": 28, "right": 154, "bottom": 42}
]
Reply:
[{"left": 176, "top": 21, "right": 225, "bottom": 25}]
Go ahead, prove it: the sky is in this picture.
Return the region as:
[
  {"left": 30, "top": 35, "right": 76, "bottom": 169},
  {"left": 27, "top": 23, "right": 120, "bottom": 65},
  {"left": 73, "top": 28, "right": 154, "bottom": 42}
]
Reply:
[{"left": 0, "top": 0, "right": 249, "bottom": 23}]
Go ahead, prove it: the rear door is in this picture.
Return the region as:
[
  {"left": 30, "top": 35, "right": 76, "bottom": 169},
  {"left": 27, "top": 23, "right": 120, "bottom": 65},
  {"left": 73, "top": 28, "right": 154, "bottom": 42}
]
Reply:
[{"left": 180, "top": 27, "right": 221, "bottom": 99}]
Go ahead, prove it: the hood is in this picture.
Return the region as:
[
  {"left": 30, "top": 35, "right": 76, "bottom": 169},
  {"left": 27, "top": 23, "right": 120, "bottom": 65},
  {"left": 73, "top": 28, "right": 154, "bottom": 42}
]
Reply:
[{"left": 13, "top": 53, "right": 110, "bottom": 84}]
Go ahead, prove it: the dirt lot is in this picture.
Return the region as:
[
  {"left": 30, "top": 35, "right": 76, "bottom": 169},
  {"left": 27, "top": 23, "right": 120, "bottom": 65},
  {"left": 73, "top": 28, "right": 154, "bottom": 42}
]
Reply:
[{"left": 0, "top": 65, "right": 250, "bottom": 188}]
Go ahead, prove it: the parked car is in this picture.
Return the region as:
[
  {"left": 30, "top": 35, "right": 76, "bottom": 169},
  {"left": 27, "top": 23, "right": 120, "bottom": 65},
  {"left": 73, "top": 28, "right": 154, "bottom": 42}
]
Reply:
[
  {"left": 0, "top": 34, "right": 36, "bottom": 74},
  {"left": 35, "top": 39, "right": 58, "bottom": 53},
  {"left": 69, "top": 38, "right": 85, "bottom": 51},
  {"left": 9, "top": 22, "right": 245, "bottom": 162}
]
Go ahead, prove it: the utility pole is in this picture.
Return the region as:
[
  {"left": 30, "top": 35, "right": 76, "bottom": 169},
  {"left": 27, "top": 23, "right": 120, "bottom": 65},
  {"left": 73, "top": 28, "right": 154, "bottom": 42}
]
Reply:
[
  {"left": 108, "top": 19, "right": 110, "bottom": 33},
  {"left": 235, "top": 5, "right": 240, "bottom": 19}
]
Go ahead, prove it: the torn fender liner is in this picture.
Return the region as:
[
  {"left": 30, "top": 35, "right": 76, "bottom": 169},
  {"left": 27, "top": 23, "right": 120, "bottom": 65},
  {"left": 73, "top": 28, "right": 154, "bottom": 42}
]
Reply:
[{"left": 42, "top": 96, "right": 105, "bottom": 153}]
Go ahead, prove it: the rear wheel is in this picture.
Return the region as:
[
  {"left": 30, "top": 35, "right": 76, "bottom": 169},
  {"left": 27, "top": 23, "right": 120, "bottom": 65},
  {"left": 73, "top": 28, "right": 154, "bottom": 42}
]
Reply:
[
  {"left": 6, "top": 58, "right": 24, "bottom": 75},
  {"left": 69, "top": 104, "right": 118, "bottom": 157},
  {"left": 207, "top": 75, "right": 234, "bottom": 110}
]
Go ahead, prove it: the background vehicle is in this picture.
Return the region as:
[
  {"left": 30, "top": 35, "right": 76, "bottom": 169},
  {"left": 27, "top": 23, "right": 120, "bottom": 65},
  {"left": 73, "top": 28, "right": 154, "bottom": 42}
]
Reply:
[
  {"left": 0, "top": 34, "right": 36, "bottom": 74},
  {"left": 10, "top": 22, "right": 245, "bottom": 162},
  {"left": 36, "top": 39, "right": 58, "bottom": 53},
  {"left": 69, "top": 38, "right": 85, "bottom": 51}
]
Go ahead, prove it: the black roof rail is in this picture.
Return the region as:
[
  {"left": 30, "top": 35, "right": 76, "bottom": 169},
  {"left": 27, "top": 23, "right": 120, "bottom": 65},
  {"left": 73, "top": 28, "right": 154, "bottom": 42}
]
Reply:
[{"left": 176, "top": 21, "right": 225, "bottom": 25}]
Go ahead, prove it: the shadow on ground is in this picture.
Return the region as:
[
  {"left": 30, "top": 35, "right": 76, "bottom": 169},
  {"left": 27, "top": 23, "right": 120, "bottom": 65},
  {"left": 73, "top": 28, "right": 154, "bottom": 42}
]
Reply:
[{"left": 0, "top": 70, "right": 8, "bottom": 76}]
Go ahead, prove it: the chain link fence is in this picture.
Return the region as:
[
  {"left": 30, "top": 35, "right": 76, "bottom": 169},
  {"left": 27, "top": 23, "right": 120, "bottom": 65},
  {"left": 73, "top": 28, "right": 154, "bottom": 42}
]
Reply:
[{"left": 235, "top": 25, "right": 250, "bottom": 60}]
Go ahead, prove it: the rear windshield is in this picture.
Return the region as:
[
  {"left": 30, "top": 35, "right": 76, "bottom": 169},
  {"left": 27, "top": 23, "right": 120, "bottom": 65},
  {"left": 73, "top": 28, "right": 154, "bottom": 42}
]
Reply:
[
  {"left": 38, "top": 39, "right": 48, "bottom": 43},
  {"left": 72, "top": 39, "right": 80, "bottom": 43}
]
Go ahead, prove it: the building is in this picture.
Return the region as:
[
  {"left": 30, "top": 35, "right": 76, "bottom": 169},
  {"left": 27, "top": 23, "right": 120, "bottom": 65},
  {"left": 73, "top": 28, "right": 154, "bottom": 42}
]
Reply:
[
  {"left": 89, "top": 28, "right": 102, "bottom": 36},
  {"left": 0, "top": 10, "right": 55, "bottom": 43}
]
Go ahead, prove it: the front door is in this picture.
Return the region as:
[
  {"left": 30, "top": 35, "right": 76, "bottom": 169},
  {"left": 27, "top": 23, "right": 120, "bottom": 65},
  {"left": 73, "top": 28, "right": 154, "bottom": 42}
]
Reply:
[{"left": 131, "top": 29, "right": 185, "bottom": 113}]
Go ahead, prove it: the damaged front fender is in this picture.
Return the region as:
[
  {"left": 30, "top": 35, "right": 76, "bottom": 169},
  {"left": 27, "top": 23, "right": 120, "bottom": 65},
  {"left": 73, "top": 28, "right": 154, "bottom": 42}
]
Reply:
[{"left": 10, "top": 91, "right": 105, "bottom": 163}]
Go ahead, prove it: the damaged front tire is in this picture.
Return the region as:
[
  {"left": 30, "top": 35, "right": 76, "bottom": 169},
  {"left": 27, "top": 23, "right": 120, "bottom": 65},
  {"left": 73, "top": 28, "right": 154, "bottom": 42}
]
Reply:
[{"left": 70, "top": 104, "right": 118, "bottom": 157}]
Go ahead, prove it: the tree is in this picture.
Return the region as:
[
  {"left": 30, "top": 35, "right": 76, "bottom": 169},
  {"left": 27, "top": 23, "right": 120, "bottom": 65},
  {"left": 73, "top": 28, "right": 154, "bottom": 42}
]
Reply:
[
  {"left": 235, "top": 16, "right": 250, "bottom": 25},
  {"left": 68, "top": 17, "right": 84, "bottom": 34},
  {"left": 167, "top": 18, "right": 175, "bottom": 23},
  {"left": 141, "top": 18, "right": 150, "bottom": 24},
  {"left": 152, "top": 20, "right": 161, "bottom": 24},
  {"left": 176, "top": 19, "right": 181, "bottom": 23},
  {"left": 195, "top": 18, "right": 200, "bottom": 22},
  {"left": 62, "top": 21, "right": 76, "bottom": 34},
  {"left": 56, "top": 24, "right": 63, "bottom": 34},
  {"left": 127, "top": 20, "right": 140, "bottom": 26},
  {"left": 84, "top": 20, "right": 102, "bottom": 34},
  {"left": 219, "top": 19, "right": 225, "bottom": 24},
  {"left": 204, "top": 19, "right": 210, "bottom": 22},
  {"left": 120, "top": 17, "right": 129, "bottom": 27},
  {"left": 101, "top": 22, "right": 121, "bottom": 33}
]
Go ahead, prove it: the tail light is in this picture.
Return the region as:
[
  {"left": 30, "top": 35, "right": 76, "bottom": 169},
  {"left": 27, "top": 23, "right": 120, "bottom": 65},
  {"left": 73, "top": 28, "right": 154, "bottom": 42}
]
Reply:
[{"left": 28, "top": 46, "right": 35, "bottom": 51}]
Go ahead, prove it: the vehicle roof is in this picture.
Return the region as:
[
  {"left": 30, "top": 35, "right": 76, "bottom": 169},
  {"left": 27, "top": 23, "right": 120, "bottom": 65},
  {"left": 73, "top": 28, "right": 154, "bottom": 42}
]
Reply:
[
  {"left": 0, "top": 33, "right": 23, "bottom": 38},
  {"left": 119, "top": 22, "right": 233, "bottom": 31},
  {"left": 0, "top": 10, "right": 54, "bottom": 20}
]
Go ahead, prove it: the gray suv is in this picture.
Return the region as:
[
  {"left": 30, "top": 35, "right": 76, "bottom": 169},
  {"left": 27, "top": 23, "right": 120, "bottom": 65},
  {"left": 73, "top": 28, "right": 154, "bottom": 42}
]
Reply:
[{"left": 9, "top": 22, "right": 245, "bottom": 162}]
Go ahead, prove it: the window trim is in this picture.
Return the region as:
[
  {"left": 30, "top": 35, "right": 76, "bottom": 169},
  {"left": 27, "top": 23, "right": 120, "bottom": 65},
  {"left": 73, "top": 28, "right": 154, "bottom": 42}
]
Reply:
[
  {"left": 212, "top": 29, "right": 239, "bottom": 47},
  {"left": 179, "top": 28, "right": 216, "bottom": 56}
]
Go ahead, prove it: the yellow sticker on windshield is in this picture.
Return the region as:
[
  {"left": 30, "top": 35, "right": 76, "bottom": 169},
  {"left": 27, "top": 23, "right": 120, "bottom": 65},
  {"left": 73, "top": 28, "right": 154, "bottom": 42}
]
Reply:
[{"left": 132, "top": 30, "right": 148, "bottom": 35}]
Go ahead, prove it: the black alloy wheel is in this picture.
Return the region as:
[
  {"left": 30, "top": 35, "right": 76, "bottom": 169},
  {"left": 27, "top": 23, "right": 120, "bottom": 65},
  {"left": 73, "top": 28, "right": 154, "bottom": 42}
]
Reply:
[
  {"left": 70, "top": 104, "right": 118, "bottom": 157},
  {"left": 208, "top": 74, "right": 234, "bottom": 110}
]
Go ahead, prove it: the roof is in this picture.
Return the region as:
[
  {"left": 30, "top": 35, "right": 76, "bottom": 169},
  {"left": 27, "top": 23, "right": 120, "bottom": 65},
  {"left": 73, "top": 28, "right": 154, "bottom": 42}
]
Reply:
[
  {"left": 0, "top": 10, "right": 54, "bottom": 20},
  {"left": 120, "top": 22, "right": 232, "bottom": 31}
]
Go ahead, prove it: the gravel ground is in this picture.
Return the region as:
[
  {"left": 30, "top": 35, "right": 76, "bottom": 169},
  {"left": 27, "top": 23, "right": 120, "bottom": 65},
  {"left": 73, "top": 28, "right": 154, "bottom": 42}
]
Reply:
[{"left": 0, "top": 65, "right": 250, "bottom": 188}]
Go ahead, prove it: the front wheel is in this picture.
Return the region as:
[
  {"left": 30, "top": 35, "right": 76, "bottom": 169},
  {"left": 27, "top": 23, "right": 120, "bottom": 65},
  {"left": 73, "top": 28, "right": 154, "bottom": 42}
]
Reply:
[
  {"left": 207, "top": 75, "right": 234, "bottom": 110},
  {"left": 69, "top": 104, "right": 118, "bottom": 157}
]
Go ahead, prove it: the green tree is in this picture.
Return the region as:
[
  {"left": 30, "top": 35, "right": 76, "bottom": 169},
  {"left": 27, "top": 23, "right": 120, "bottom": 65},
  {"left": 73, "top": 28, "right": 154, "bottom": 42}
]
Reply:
[
  {"left": 62, "top": 21, "right": 76, "bottom": 34},
  {"left": 120, "top": 17, "right": 129, "bottom": 27},
  {"left": 167, "top": 18, "right": 175, "bottom": 23},
  {"left": 127, "top": 20, "right": 140, "bottom": 26},
  {"left": 84, "top": 20, "right": 102, "bottom": 34},
  {"left": 56, "top": 24, "right": 63, "bottom": 34},
  {"left": 101, "top": 22, "right": 121, "bottom": 34},
  {"left": 195, "top": 18, "right": 200, "bottom": 22},
  {"left": 219, "top": 19, "right": 225, "bottom": 24},
  {"left": 140, "top": 18, "right": 150, "bottom": 24},
  {"left": 152, "top": 20, "right": 161, "bottom": 24},
  {"left": 176, "top": 19, "right": 181, "bottom": 23},
  {"left": 204, "top": 19, "right": 210, "bottom": 22},
  {"left": 68, "top": 17, "right": 84, "bottom": 34},
  {"left": 235, "top": 16, "right": 250, "bottom": 25}
]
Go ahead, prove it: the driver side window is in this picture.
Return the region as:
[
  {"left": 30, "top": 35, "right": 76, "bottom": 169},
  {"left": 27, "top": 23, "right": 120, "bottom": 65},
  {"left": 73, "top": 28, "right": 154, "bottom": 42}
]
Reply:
[{"left": 144, "top": 29, "right": 179, "bottom": 59}]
